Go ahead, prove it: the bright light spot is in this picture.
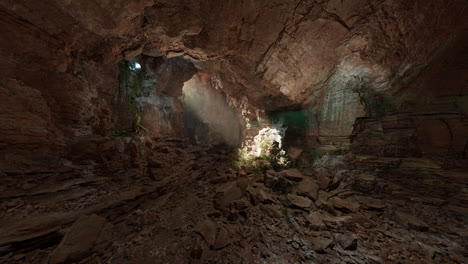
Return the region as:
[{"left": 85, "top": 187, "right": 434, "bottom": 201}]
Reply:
[
  {"left": 252, "top": 125, "right": 286, "bottom": 156},
  {"left": 181, "top": 73, "right": 243, "bottom": 146},
  {"left": 236, "top": 122, "right": 290, "bottom": 168},
  {"left": 129, "top": 61, "right": 142, "bottom": 71}
]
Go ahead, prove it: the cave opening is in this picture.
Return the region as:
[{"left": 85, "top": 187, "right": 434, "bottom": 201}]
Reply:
[
  {"left": 181, "top": 73, "right": 243, "bottom": 147},
  {"left": 114, "top": 54, "right": 244, "bottom": 151}
]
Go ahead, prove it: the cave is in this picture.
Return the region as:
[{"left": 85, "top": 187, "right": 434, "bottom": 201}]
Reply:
[{"left": 0, "top": 1, "right": 467, "bottom": 263}]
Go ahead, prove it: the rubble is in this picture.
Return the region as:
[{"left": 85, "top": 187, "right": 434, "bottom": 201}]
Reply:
[{"left": 0, "top": 141, "right": 466, "bottom": 264}]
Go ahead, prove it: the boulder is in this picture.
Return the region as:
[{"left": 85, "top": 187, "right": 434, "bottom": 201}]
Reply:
[
  {"left": 49, "top": 214, "right": 108, "bottom": 264},
  {"left": 317, "top": 172, "right": 331, "bottom": 190},
  {"left": 353, "top": 173, "right": 377, "bottom": 193},
  {"left": 354, "top": 196, "right": 386, "bottom": 210},
  {"left": 336, "top": 233, "right": 358, "bottom": 250},
  {"left": 328, "top": 197, "right": 360, "bottom": 213},
  {"left": 309, "top": 237, "right": 334, "bottom": 253},
  {"left": 212, "top": 226, "right": 231, "bottom": 250},
  {"left": 287, "top": 194, "right": 312, "bottom": 210},
  {"left": 306, "top": 212, "right": 326, "bottom": 230},
  {"left": 246, "top": 187, "right": 274, "bottom": 205},
  {"left": 123, "top": 46, "right": 144, "bottom": 60},
  {"left": 328, "top": 176, "right": 341, "bottom": 191},
  {"left": 194, "top": 220, "right": 217, "bottom": 246},
  {"left": 323, "top": 215, "right": 353, "bottom": 229},
  {"left": 280, "top": 169, "right": 304, "bottom": 182},
  {"left": 265, "top": 170, "right": 278, "bottom": 180},
  {"left": 296, "top": 179, "right": 319, "bottom": 201},
  {"left": 315, "top": 192, "right": 336, "bottom": 215},
  {"left": 214, "top": 181, "right": 243, "bottom": 210}
]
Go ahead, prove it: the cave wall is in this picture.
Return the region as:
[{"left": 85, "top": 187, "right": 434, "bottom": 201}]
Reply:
[
  {"left": 0, "top": 0, "right": 467, "bottom": 172},
  {"left": 350, "top": 29, "right": 468, "bottom": 158}
]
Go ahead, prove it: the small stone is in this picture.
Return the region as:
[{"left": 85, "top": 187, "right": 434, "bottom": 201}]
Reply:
[
  {"left": 297, "top": 179, "right": 319, "bottom": 201},
  {"left": 280, "top": 169, "right": 304, "bottom": 182},
  {"left": 328, "top": 177, "right": 341, "bottom": 191},
  {"left": 354, "top": 196, "right": 385, "bottom": 210},
  {"left": 323, "top": 215, "right": 353, "bottom": 229},
  {"left": 291, "top": 241, "right": 300, "bottom": 249},
  {"left": 328, "top": 197, "right": 359, "bottom": 213},
  {"left": 287, "top": 194, "right": 312, "bottom": 210},
  {"left": 315, "top": 198, "right": 336, "bottom": 215},
  {"left": 367, "top": 255, "right": 385, "bottom": 264},
  {"left": 310, "top": 237, "right": 334, "bottom": 253},
  {"left": 246, "top": 187, "right": 274, "bottom": 205},
  {"left": 336, "top": 233, "right": 358, "bottom": 250}
]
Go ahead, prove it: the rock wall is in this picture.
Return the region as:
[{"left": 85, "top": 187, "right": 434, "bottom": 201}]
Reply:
[
  {"left": 0, "top": 0, "right": 467, "bottom": 171},
  {"left": 351, "top": 28, "right": 468, "bottom": 158},
  {"left": 351, "top": 114, "right": 468, "bottom": 158}
]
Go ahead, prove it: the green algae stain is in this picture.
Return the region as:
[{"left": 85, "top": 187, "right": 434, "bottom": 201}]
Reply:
[{"left": 269, "top": 110, "right": 311, "bottom": 130}]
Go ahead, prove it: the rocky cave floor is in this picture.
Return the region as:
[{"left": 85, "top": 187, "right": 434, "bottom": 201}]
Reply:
[{"left": 0, "top": 139, "right": 467, "bottom": 264}]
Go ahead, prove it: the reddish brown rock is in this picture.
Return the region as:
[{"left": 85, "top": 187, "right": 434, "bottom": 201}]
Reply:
[
  {"left": 354, "top": 196, "right": 386, "bottom": 210},
  {"left": 194, "top": 220, "right": 217, "bottom": 246},
  {"left": 317, "top": 172, "right": 331, "bottom": 191},
  {"left": 49, "top": 214, "right": 108, "bottom": 264},
  {"left": 306, "top": 212, "right": 326, "bottom": 230},
  {"left": 212, "top": 226, "right": 231, "bottom": 250},
  {"left": 287, "top": 194, "right": 313, "bottom": 210},
  {"left": 335, "top": 233, "right": 358, "bottom": 251},
  {"left": 214, "top": 182, "right": 243, "bottom": 210},
  {"left": 246, "top": 187, "right": 274, "bottom": 205},
  {"left": 323, "top": 215, "right": 353, "bottom": 229},
  {"left": 353, "top": 173, "right": 377, "bottom": 193},
  {"left": 309, "top": 237, "right": 334, "bottom": 253},
  {"left": 297, "top": 179, "right": 320, "bottom": 201},
  {"left": 259, "top": 204, "right": 282, "bottom": 218},
  {"left": 328, "top": 197, "right": 360, "bottom": 213},
  {"left": 394, "top": 211, "right": 429, "bottom": 232},
  {"left": 280, "top": 169, "right": 305, "bottom": 182}
]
